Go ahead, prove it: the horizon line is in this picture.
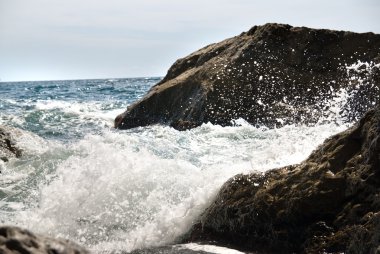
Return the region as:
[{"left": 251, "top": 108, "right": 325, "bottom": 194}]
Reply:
[{"left": 0, "top": 76, "right": 164, "bottom": 83}]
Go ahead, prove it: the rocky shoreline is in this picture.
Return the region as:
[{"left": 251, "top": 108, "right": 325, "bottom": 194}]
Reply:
[
  {"left": 2, "top": 24, "right": 380, "bottom": 253},
  {"left": 3, "top": 107, "right": 380, "bottom": 252},
  {"left": 116, "top": 23, "right": 380, "bottom": 253},
  {"left": 182, "top": 106, "right": 380, "bottom": 253}
]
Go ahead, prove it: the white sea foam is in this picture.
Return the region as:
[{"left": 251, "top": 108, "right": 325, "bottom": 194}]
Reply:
[
  {"left": 34, "top": 100, "right": 118, "bottom": 122},
  {"left": 2, "top": 122, "right": 347, "bottom": 253},
  {"left": 346, "top": 60, "right": 380, "bottom": 73},
  {"left": 179, "top": 243, "right": 245, "bottom": 254},
  {"left": 0, "top": 65, "right": 377, "bottom": 253}
]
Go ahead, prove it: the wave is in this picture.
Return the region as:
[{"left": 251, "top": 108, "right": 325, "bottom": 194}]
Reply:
[
  {"left": 0, "top": 61, "right": 378, "bottom": 252},
  {"left": 1, "top": 121, "right": 347, "bottom": 253}
]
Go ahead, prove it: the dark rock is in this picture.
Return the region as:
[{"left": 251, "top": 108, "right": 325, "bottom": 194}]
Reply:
[
  {"left": 125, "top": 244, "right": 248, "bottom": 254},
  {"left": 126, "top": 245, "right": 210, "bottom": 254},
  {"left": 115, "top": 23, "right": 380, "bottom": 130},
  {"left": 0, "top": 126, "right": 22, "bottom": 163},
  {"left": 0, "top": 226, "right": 88, "bottom": 254},
  {"left": 182, "top": 106, "right": 380, "bottom": 253}
]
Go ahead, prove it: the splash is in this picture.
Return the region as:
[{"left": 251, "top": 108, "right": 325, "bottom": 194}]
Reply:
[
  {"left": 1, "top": 122, "right": 347, "bottom": 253},
  {"left": 0, "top": 71, "right": 378, "bottom": 253}
]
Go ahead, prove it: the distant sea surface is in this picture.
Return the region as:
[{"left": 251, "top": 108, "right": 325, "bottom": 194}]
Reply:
[{"left": 0, "top": 78, "right": 348, "bottom": 253}]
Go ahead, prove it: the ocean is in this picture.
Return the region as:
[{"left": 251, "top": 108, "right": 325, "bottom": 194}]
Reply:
[{"left": 0, "top": 77, "right": 350, "bottom": 253}]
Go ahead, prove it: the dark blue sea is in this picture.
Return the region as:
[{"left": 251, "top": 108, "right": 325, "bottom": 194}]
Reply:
[{"left": 0, "top": 77, "right": 351, "bottom": 253}]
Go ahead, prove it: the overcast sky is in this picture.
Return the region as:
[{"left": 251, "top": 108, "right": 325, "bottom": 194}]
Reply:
[{"left": 0, "top": 0, "right": 379, "bottom": 81}]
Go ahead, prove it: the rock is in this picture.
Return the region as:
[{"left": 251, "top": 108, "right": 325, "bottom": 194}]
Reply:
[
  {"left": 127, "top": 246, "right": 208, "bottom": 254},
  {"left": 115, "top": 23, "right": 380, "bottom": 130},
  {"left": 0, "top": 226, "right": 88, "bottom": 254},
  {"left": 182, "top": 106, "right": 380, "bottom": 253},
  {"left": 126, "top": 244, "right": 246, "bottom": 254},
  {"left": 0, "top": 126, "right": 22, "bottom": 163}
]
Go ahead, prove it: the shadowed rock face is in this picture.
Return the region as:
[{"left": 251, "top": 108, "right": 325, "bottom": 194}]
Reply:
[
  {"left": 182, "top": 106, "right": 380, "bottom": 253},
  {"left": 0, "top": 126, "right": 22, "bottom": 162},
  {"left": 115, "top": 23, "right": 380, "bottom": 130},
  {"left": 0, "top": 226, "right": 89, "bottom": 254}
]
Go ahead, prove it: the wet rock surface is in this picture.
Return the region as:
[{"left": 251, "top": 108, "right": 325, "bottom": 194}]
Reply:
[
  {"left": 127, "top": 246, "right": 211, "bottom": 254},
  {"left": 0, "top": 226, "right": 88, "bottom": 254},
  {"left": 0, "top": 126, "right": 22, "bottom": 163},
  {"left": 115, "top": 23, "right": 380, "bottom": 130},
  {"left": 183, "top": 106, "right": 380, "bottom": 253},
  {"left": 126, "top": 244, "right": 248, "bottom": 254}
]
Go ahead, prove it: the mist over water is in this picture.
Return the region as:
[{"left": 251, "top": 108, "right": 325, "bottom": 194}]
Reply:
[{"left": 0, "top": 64, "right": 375, "bottom": 253}]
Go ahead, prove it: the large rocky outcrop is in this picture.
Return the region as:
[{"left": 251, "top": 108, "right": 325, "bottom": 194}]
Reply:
[
  {"left": 0, "top": 226, "right": 88, "bottom": 254},
  {"left": 182, "top": 106, "right": 380, "bottom": 253},
  {"left": 116, "top": 23, "right": 380, "bottom": 130},
  {"left": 0, "top": 126, "right": 22, "bottom": 163}
]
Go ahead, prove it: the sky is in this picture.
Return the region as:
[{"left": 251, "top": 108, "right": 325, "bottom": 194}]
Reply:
[{"left": 0, "top": 0, "right": 379, "bottom": 82}]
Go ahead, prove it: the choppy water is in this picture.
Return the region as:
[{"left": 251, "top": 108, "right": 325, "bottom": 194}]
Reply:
[{"left": 0, "top": 71, "right": 369, "bottom": 253}]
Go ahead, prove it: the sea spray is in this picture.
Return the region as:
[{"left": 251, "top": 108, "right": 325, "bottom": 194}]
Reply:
[
  {"left": 2, "top": 123, "right": 347, "bottom": 253},
  {"left": 0, "top": 61, "right": 378, "bottom": 252}
]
